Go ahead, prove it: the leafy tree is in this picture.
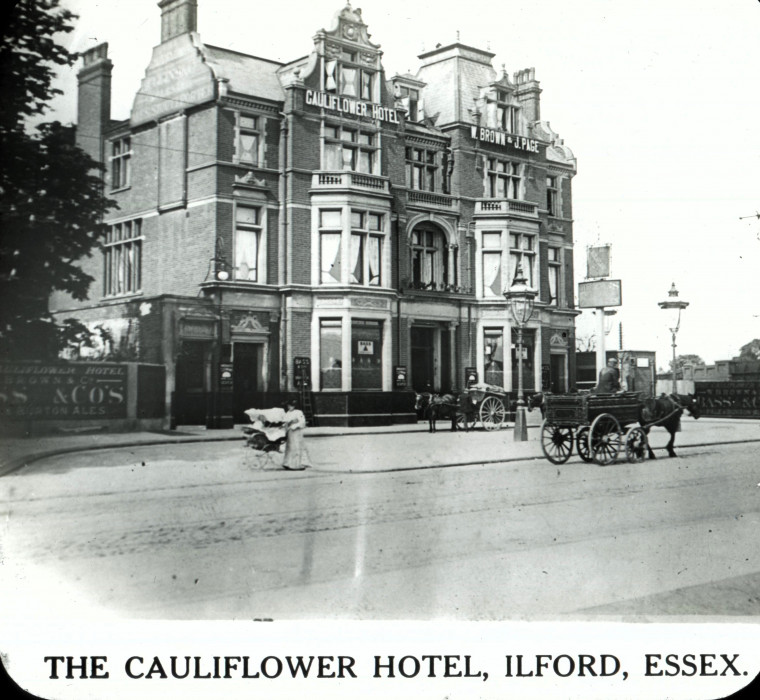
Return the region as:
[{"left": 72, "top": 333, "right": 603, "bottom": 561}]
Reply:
[
  {"left": 0, "top": 0, "right": 115, "bottom": 360},
  {"left": 737, "top": 339, "right": 760, "bottom": 361},
  {"left": 669, "top": 354, "right": 705, "bottom": 372}
]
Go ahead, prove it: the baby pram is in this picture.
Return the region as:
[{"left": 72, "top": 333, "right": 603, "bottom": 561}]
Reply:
[{"left": 242, "top": 408, "right": 288, "bottom": 464}]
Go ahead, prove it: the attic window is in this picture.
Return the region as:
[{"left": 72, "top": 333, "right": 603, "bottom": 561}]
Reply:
[{"left": 325, "top": 59, "right": 374, "bottom": 101}]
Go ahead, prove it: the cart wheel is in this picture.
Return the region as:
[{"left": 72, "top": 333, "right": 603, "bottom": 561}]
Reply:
[
  {"left": 624, "top": 426, "right": 648, "bottom": 463},
  {"left": 589, "top": 413, "right": 622, "bottom": 466},
  {"left": 455, "top": 411, "right": 473, "bottom": 431},
  {"left": 540, "top": 420, "right": 574, "bottom": 464},
  {"left": 576, "top": 426, "right": 593, "bottom": 463},
  {"left": 480, "top": 396, "right": 506, "bottom": 430}
]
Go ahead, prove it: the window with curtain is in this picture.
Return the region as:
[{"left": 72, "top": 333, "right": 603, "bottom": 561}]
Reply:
[
  {"left": 324, "top": 125, "right": 377, "bottom": 174},
  {"left": 410, "top": 226, "right": 453, "bottom": 290},
  {"left": 234, "top": 206, "right": 262, "bottom": 281},
  {"left": 548, "top": 246, "right": 561, "bottom": 306},
  {"left": 481, "top": 231, "right": 503, "bottom": 298},
  {"left": 234, "top": 114, "right": 260, "bottom": 165},
  {"left": 319, "top": 209, "right": 343, "bottom": 284},
  {"left": 350, "top": 210, "right": 383, "bottom": 286},
  {"left": 104, "top": 219, "right": 142, "bottom": 296},
  {"left": 325, "top": 53, "right": 374, "bottom": 100},
  {"left": 487, "top": 158, "right": 522, "bottom": 199}
]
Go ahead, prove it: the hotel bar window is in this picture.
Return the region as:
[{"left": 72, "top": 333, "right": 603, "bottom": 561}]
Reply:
[
  {"left": 319, "top": 209, "right": 343, "bottom": 284},
  {"left": 104, "top": 219, "right": 142, "bottom": 296},
  {"left": 325, "top": 50, "right": 374, "bottom": 101},
  {"left": 482, "top": 231, "right": 503, "bottom": 298},
  {"left": 483, "top": 328, "right": 505, "bottom": 387},
  {"left": 509, "top": 232, "right": 536, "bottom": 287},
  {"left": 234, "top": 205, "right": 262, "bottom": 281},
  {"left": 546, "top": 175, "right": 559, "bottom": 216},
  {"left": 405, "top": 147, "right": 437, "bottom": 191},
  {"left": 410, "top": 226, "right": 452, "bottom": 290},
  {"left": 324, "top": 125, "right": 377, "bottom": 174},
  {"left": 234, "top": 114, "right": 260, "bottom": 165},
  {"left": 110, "top": 136, "right": 131, "bottom": 190},
  {"left": 486, "top": 158, "right": 521, "bottom": 199},
  {"left": 350, "top": 211, "right": 383, "bottom": 286},
  {"left": 548, "top": 246, "right": 561, "bottom": 306},
  {"left": 320, "top": 319, "right": 343, "bottom": 389},
  {"left": 511, "top": 328, "right": 535, "bottom": 391},
  {"left": 352, "top": 319, "right": 382, "bottom": 390}
]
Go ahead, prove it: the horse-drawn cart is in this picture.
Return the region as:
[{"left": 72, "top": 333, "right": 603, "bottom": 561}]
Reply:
[
  {"left": 460, "top": 383, "right": 509, "bottom": 430},
  {"left": 540, "top": 391, "right": 648, "bottom": 465}
]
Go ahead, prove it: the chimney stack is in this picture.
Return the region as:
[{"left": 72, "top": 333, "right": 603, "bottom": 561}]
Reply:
[
  {"left": 158, "top": 0, "right": 198, "bottom": 43},
  {"left": 76, "top": 43, "right": 112, "bottom": 163},
  {"left": 514, "top": 67, "right": 541, "bottom": 123}
]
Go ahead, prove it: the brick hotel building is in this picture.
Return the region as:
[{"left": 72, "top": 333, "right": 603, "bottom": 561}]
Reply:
[{"left": 51, "top": 0, "right": 579, "bottom": 426}]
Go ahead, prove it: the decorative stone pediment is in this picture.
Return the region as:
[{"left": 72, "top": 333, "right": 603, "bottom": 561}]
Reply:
[
  {"left": 231, "top": 313, "right": 267, "bottom": 334},
  {"left": 317, "top": 2, "right": 381, "bottom": 53}
]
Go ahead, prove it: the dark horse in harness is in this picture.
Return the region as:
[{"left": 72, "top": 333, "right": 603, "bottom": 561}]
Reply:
[
  {"left": 415, "top": 392, "right": 475, "bottom": 433},
  {"left": 639, "top": 393, "right": 700, "bottom": 458}
]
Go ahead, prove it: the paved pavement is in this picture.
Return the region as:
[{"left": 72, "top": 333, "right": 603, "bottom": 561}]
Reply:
[{"left": 1, "top": 414, "right": 759, "bottom": 477}]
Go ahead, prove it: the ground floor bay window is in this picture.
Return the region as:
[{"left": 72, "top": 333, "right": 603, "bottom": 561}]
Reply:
[
  {"left": 511, "top": 328, "right": 536, "bottom": 393},
  {"left": 483, "top": 327, "right": 505, "bottom": 387},
  {"left": 319, "top": 319, "right": 342, "bottom": 390}
]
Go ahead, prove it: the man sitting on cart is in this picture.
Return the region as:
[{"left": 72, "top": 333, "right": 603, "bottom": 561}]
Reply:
[{"left": 592, "top": 357, "right": 621, "bottom": 393}]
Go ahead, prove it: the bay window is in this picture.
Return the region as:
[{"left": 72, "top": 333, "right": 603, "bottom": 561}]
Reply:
[
  {"left": 509, "top": 232, "right": 536, "bottom": 288},
  {"left": 319, "top": 209, "right": 343, "bottom": 284},
  {"left": 482, "top": 231, "right": 503, "bottom": 298},
  {"left": 324, "top": 125, "right": 377, "bottom": 174},
  {"left": 350, "top": 211, "right": 383, "bottom": 286},
  {"left": 486, "top": 158, "right": 521, "bottom": 199}
]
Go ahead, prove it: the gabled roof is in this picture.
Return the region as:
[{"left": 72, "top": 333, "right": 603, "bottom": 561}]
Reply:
[{"left": 203, "top": 44, "right": 284, "bottom": 102}]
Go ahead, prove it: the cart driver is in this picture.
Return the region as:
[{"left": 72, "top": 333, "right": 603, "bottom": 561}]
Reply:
[{"left": 593, "top": 357, "right": 621, "bottom": 394}]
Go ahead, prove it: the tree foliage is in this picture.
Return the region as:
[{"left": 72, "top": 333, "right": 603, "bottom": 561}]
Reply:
[
  {"left": 1, "top": 0, "right": 115, "bottom": 360},
  {"left": 669, "top": 353, "right": 705, "bottom": 371},
  {"left": 737, "top": 339, "right": 760, "bottom": 361}
]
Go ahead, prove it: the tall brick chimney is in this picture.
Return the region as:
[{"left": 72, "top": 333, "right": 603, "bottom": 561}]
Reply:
[
  {"left": 158, "top": 0, "right": 198, "bottom": 42},
  {"left": 76, "top": 43, "right": 112, "bottom": 164},
  {"left": 514, "top": 67, "right": 541, "bottom": 123}
]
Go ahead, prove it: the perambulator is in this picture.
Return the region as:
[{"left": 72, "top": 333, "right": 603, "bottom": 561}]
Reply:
[{"left": 242, "top": 407, "right": 288, "bottom": 467}]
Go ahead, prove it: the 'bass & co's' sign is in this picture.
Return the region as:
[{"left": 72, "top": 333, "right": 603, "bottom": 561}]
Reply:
[{"left": 0, "top": 363, "right": 128, "bottom": 420}]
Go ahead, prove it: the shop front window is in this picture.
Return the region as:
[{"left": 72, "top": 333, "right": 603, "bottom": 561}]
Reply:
[
  {"left": 352, "top": 320, "right": 382, "bottom": 390},
  {"left": 484, "top": 328, "right": 504, "bottom": 388},
  {"left": 320, "top": 319, "right": 343, "bottom": 390}
]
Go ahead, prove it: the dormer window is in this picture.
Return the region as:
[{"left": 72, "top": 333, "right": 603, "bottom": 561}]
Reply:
[
  {"left": 398, "top": 86, "right": 419, "bottom": 121},
  {"left": 325, "top": 51, "right": 375, "bottom": 101}
]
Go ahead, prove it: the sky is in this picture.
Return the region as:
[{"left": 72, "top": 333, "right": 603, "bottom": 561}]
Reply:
[{"left": 48, "top": 0, "right": 760, "bottom": 367}]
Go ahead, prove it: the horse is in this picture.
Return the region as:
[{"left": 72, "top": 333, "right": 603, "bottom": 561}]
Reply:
[
  {"left": 415, "top": 392, "right": 475, "bottom": 433},
  {"left": 526, "top": 392, "right": 546, "bottom": 418},
  {"left": 639, "top": 393, "right": 700, "bottom": 458}
]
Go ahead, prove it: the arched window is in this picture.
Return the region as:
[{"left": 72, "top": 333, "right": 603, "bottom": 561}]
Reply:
[{"left": 409, "top": 224, "right": 456, "bottom": 290}]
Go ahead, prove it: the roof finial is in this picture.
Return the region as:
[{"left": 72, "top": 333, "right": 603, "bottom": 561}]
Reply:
[{"left": 456, "top": 30, "right": 460, "bottom": 42}]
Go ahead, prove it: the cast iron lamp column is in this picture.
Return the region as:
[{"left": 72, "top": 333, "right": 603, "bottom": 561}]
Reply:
[
  {"left": 504, "top": 263, "right": 537, "bottom": 441},
  {"left": 658, "top": 283, "right": 689, "bottom": 395},
  {"left": 206, "top": 247, "right": 231, "bottom": 429}
]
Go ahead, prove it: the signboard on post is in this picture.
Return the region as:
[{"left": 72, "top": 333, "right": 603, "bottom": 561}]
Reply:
[
  {"left": 293, "top": 357, "right": 311, "bottom": 388},
  {"left": 578, "top": 279, "right": 622, "bottom": 308},
  {"left": 586, "top": 245, "right": 611, "bottom": 278}
]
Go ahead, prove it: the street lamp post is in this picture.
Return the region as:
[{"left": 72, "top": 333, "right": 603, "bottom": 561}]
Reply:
[
  {"left": 658, "top": 283, "right": 689, "bottom": 395},
  {"left": 504, "top": 263, "right": 537, "bottom": 441},
  {"left": 206, "top": 243, "right": 231, "bottom": 429}
]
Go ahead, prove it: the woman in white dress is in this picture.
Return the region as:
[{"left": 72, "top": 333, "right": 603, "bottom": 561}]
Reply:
[{"left": 282, "top": 399, "right": 311, "bottom": 470}]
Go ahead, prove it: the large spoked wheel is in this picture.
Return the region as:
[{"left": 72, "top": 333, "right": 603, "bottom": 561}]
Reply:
[
  {"left": 540, "top": 420, "right": 575, "bottom": 464},
  {"left": 576, "top": 426, "right": 593, "bottom": 463},
  {"left": 480, "top": 396, "right": 506, "bottom": 431},
  {"left": 589, "top": 413, "right": 622, "bottom": 466},
  {"left": 624, "top": 426, "right": 648, "bottom": 463},
  {"left": 455, "top": 410, "right": 476, "bottom": 431}
]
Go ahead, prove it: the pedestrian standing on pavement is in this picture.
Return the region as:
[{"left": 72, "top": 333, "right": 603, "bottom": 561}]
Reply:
[{"left": 282, "top": 399, "right": 311, "bottom": 470}]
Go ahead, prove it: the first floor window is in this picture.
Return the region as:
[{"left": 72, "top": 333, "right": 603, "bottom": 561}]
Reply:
[
  {"left": 324, "top": 124, "right": 377, "bottom": 174},
  {"left": 104, "top": 219, "right": 142, "bottom": 296},
  {"left": 320, "top": 319, "right": 343, "bottom": 390},
  {"left": 548, "top": 246, "right": 561, "bottom": 305},
  {"left": 235, "top": 114, "right": 261, "bottom": 165},
  {"left": 410, "top": 226, "right": 454, "bottom": 290},
  {"left": 352, "top": 319, "right": 382, "bottom": 390},
  {"left": 319, "top": 209, "right": 343, "bottom": 284},
  {"left": 509, "top": 232, "right": 536, "bottom": 288},
  {"left": 484, "top": 328, "right": 504, "bottom": 388},
  {"left": 235, "top": 205, "right": 262, "bottom": 281},
  {"left": 405, "top": 147, "right": 438, "bottom": 191},
  {"left": 350, "top": 210, "right": 383, "bottom": 286},
  {"left": 482, "top": 230, "right": 503, "bottom": 298}
]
